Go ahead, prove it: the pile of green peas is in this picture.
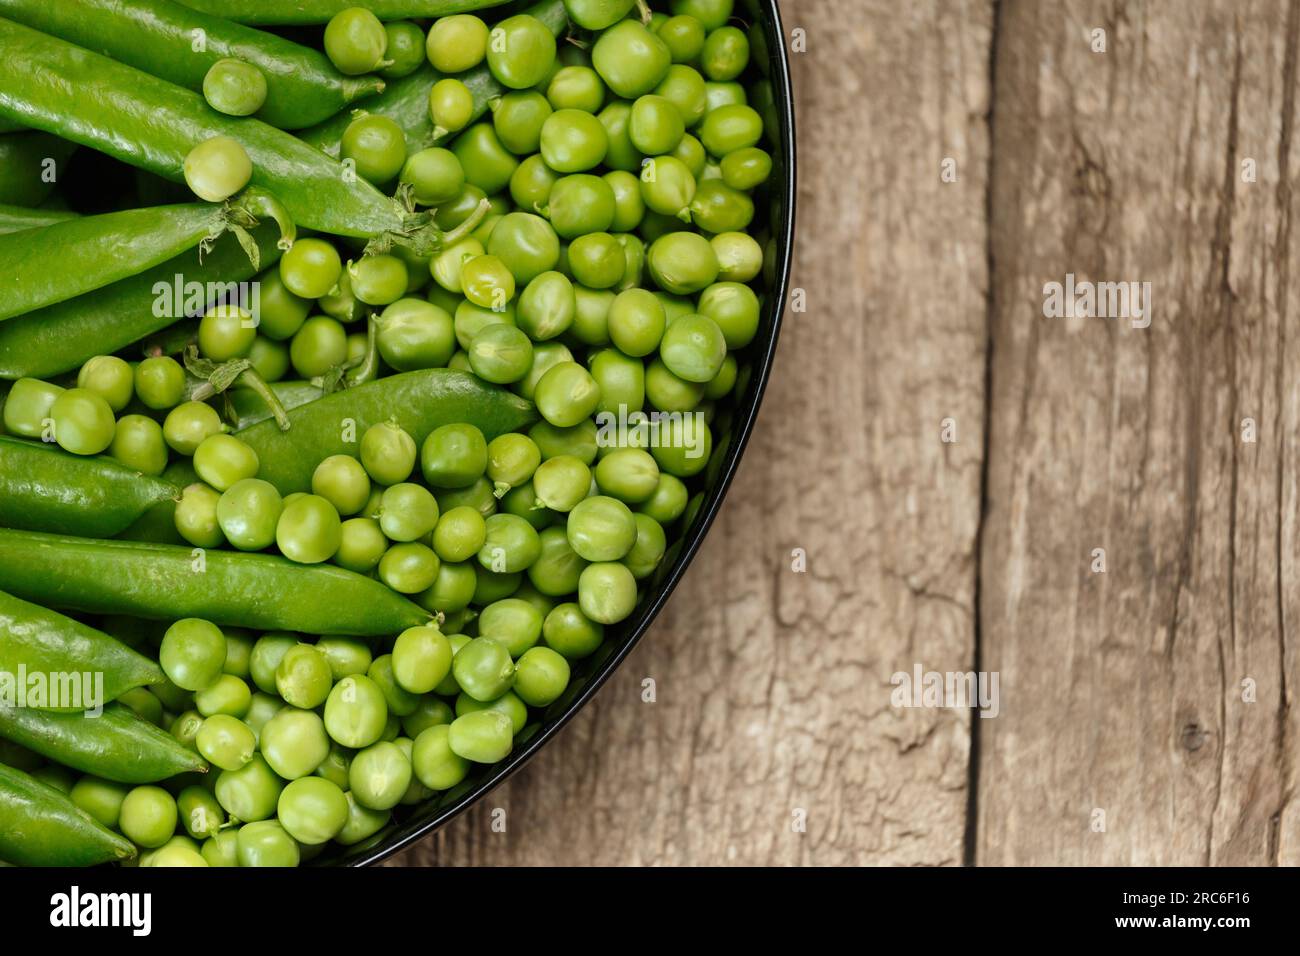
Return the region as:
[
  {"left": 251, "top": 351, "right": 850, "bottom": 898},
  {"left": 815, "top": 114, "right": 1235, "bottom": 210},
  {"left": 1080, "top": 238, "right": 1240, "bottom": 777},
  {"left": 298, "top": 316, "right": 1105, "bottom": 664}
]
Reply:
[{"left": 9, "top": 0, "right": 777, "bottom": 866}]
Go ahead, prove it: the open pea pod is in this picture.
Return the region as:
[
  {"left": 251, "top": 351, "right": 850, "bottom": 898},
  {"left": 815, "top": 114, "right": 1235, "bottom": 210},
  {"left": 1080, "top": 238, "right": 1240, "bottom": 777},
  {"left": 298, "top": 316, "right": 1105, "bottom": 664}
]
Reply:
[
  {"left": 0, "top": 189, "right": 292, "bottom": 322},
  {"left": 0, "top": 529, "right": 433, "bottom": 636},
  {"left": 0, "top": 703, "right": 206, "bottom": 784},
  {"left": 0, "top": 764, "right": 136, "bottom": 866},
  {"left": 0, "top": 18, "right": 435, "bottom": 242},
  {"left": 0, "top": 436, "right": 181, "bottom": 537},
  {"left": 236, "top": 368, "right": 537, "bottom": 493},
  {"left": 298, "top": 0, "right": 567, "bottom": 156},
  {"left": 0, "top": 590, "right": 163, "bottom": 709},
  {"left": 0, "top": 0, "right": 386, "bottom": 130},
  {"left": 173, "top": 0, "right": 508, "bottom": 24},
  {"left": 0, "top": 224, "right": 285, "bottom": 381}
]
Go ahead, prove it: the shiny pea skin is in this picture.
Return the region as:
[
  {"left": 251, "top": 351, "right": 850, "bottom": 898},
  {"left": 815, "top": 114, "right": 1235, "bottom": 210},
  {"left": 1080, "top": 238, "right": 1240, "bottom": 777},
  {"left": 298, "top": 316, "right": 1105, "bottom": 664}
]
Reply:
[{"left": 447, "top": 710, "right": 513, "bottom": 763}]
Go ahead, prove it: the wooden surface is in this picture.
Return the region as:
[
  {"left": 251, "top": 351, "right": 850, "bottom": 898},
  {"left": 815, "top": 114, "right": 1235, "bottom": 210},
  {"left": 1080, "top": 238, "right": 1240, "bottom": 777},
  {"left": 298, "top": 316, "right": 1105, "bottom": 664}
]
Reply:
[{"left": 396, "top": 0, "right": 1299, "bottom": 866}]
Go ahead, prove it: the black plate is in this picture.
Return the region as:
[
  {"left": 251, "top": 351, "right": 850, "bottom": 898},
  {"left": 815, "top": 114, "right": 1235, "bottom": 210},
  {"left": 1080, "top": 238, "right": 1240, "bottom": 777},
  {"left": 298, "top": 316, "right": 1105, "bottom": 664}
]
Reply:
[{"left": 329, "top": 0, "right": 797, "bottom": 866}]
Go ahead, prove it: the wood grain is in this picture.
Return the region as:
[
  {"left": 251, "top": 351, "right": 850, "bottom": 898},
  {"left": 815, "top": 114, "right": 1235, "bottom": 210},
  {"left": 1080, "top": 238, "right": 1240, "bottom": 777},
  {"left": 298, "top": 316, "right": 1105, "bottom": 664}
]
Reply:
[
  {"left": 976, "top": 0, "right": 1300, "bottom": 865},
  {"left": 393, "top": 0, "right": 993, "bottom": 866}
]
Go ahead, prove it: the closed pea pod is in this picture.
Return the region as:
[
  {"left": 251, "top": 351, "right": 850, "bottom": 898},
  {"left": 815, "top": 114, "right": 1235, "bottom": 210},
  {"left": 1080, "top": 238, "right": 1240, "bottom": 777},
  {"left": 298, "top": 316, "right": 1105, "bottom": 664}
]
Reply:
[
  {"left": 0, "top": 193, "right": 292, "bottom": 323},
  {"left": 0, "top": 764, "right": 136, "bottom": 866},
  {"left": 0, "top": 703, "right": 206, "bottom": 783}
]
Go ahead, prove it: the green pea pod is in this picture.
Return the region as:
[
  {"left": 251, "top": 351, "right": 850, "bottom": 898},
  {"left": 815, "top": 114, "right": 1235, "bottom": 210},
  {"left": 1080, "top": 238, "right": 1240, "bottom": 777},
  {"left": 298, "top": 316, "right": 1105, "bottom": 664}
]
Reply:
[
  {"left": 0, "top": 702, "right": 206, "bottom": 783},
  {"left": 0, "top": 763, "right": 136, "bottom": 865},
  {"left": 0, "top": 590, "right": 163, "bottom": 709},
  {"left": 115, "top": 459, "right": 196, "bottom": 546},
  {"left": 0, "top": 436, "right": 181, "bottom": 537},
  {"left": 0, "top": 0, "right": 386, "bottom": 130},
  {"left": 236, "top": 368, "right": 537, "bottom": 493},
  {"left": 173, "top": 0, "right": 507, "bottom": 24},
  {"left": 0, "top": 190, "right": 293, "bottom": 323},
  {"left": 0, "top": 203, "right": 77, "bottom": 234},
  {"left": 0, "top": 131, "right": 77, "bottom": 207},
  {"left": 0, "top": 224, "right": 284, "bottom": 380},
  {"left": 226, "top": 380, "right": 324, "bottom": 430},
  {"left": 298, "top": 0, "right": 568, "bottom": 156},
  {"left": 0, "top": 117, "right": 23, "bottom": 133},
  {"left": 0, "top": 529, "right": 432, "bottom": 636},
  {"left": 0, "top": 18, "right": 424, "bottom": 241}
]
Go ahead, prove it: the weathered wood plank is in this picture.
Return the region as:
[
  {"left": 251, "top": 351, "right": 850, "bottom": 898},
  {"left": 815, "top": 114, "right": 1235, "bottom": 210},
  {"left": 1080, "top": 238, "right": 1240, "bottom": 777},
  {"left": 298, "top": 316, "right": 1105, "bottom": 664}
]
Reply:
[
  {"left": 978, "top": 0, "right": 1299, "bottom": 865},
  {"left": 392, "top": 0, "right": 992, "bottom": 866}
]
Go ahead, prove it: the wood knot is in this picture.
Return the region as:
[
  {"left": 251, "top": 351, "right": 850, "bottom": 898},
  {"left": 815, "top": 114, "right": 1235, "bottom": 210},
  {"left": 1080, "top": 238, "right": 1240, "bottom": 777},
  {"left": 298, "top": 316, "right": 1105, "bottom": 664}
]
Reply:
[{"left": 1180, "top": 722, "right": 1210, "bottom": 751}]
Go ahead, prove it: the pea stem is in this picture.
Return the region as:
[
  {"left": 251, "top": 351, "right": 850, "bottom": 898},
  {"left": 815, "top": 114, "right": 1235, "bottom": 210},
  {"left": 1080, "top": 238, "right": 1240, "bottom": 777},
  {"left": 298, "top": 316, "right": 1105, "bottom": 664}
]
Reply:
[
  {"left": 345, "top": 315, "right": 380, "bottom": 387},
  {"left": 236, "top": 367, "right": 291, "bottom": 431},
  {"left": 437, "top": 198, "right": 492, "bottom": 249},
  {"left": 636, "top": 0, "right": 653, "bottom": 25},
  {"left": 229, "top": 187, "right": 297, "bottom": 252}
]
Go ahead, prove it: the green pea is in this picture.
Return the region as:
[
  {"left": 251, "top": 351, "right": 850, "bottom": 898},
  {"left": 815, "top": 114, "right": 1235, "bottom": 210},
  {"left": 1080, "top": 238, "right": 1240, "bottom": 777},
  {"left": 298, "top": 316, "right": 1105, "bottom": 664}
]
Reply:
[
  {"left": 527, "top": 525, "right": 587, "bottom": 596},
  {"left": 193, "top": 433, "right": 259, "bottom": 492},
  {"left": 486, "top": 14, "right": 557, "bottom": 90},
  {"left": 542, "top": 602, "right": 604, "bottom": 659},
  {"left": 531, "top": 454, "right": 591, "bottom": 512},
  {"left": 578, "top": 560, "right": 639, "bottom": 624},
  {"left": 360, "top": 420, "right": 417, "bottom": 485},
  {"left": 637, "top": 472, "right": 689, "bottom": 525},
  {"left": 639, "top": 155, "right": 696, "bottom": 222},
  {"left": 454, "top": 689, "right": 527, "bottom": 735},
  {"left": 529, "top": 416, "right": 599, "bottom": 464},
  {"left": 540, "top": 108, "right": 609, "bottom": 173},
  {"left": 477, "top": 512, "right": 542, "bottom": 573},
  {"left": 629, "top": 94, "right": 686, "bottom": 155},
  {"left": 369, "top": 657, "right": 420, "bottom": 721},
  {"left": 704, "top": 80, "right": 747, "bottom": 115},
  {"left": 421, "top": 422, "right": 488, "bottom": 488},
  {"left": 273, "top": 644, "right": 332, "bottom": 710},
  {"left": 193, "top": 303, "right": 254, "bottom": 361},
  {"left": 430, "top": 505, "right": 487, "bottom": 564},
  {"left": 469, "top": 324, "right": 533, "bottom": 384},
  {"left": 699, "top": 102, "right": 762, "bottom": 158},
  {"left": 194, "top": 674, "right": 252, "bottom": 718},
  {"left": 160, "top": 618, "right": 226, "bottom": 692},
  {"left": 378, "top": 542, "right": 441, "bottom": 593},
  {"left": 477, "top": 597, "right": 543, "bottom": 657},
  {"left": 174, "top": 481, "right": 224, "bottom": 547},
  {"left": 645, "top": 355, "right": 704, "bottom": 411},
  {"left": 108, "top": 414, "right": 167, "bottom": 476},
  {"left": 275, "top": 493, "right": 343, "bottom": 564},
  {"left": 323, "top": 674, "right": 388, "bottom": 748},
  {"left": 487, "top": 212, "right": 561, "bottom": 285},
  {"left": 533, "top": 361, "right": 601, "bottom": 429},
  {"left": 260, "top": 706, "right": 330, "bottom": 780},
  {"left": 315, "top": 637, "right": 374, "bottom": 682},
  {"left": 710, "top": 231, "right": 763, "bottom": 282},
  {"left": 513, "top": 646, "right": 570, "bottom": 707},
  {"left": 236, "top": 820, "right": 299, "bottom": 867},
  {"left": 659, "top": 313, "right": 727, "bottom": 382},
  {"left": 46, "top": 388, "right": 113, "bottom": 456},
  {"left": 592, "top": 20, "right": 672, "bottom": 99},
  {"left": 120, "top": 785, "right": 178, "bottom": 848},
  {"left": 567, "top": 494, "right": 637, "bottom": 562},
  {"left": 255, "top": 266, "right": 311, "bottom": 339},
  {"left": 460, "top": 254, "right": 517, "bottom": 310},
  {"left": 510, "top": 153, "right": 560, "bottom": 211},
  {"left": 349, "top": 255, "right": 409, "bottom": 308},
  {"left": 70, "top": 776, "right": 129, "bottom": 830},
  {"left": 448, "top": 709, "right": 513, "bottom": 763},
  {"left": 215, "top": 477, "right": 282, "bottom": 551},
  {"left": 201, "top": 831, "right": 239, "bottom": 867},
  {"left": 568, "top": 232, "right": 625, "bottom": 289},
  {"left": 183, "top": 135, "right": 251, "bottom": 202},
  {"left": 452, "top": 122, "right": 519, "bottom": 195},
  {"left": 201, "top": 58, "right": 268, "bottom": 118},
  {"left": 381, "top": 20, "right": 426, "bottom": 79},
  {"left": 590, "top": 348, "right": 646, "bottom": 417},
  {"left": 324, "top": 6, "right": 388, "bottom": 75},
  {"left": 428, "top": 77, "right": 475, "bottom": 136},
  {"left": 221, "top": 630, "right": 255, "bottom": 680},
  {"left": 3, "top": 377, "right": 62, "bottom": 437},
  {"left": 195, "top": 714, "right": 255, "bottom": 771},
  {"left": 599, "top": 171, "right": 645, "bottom": 234},
  {"left": 280, "top": 238, "right": 342, "bottom": 300},
  {"left": 311, "top": 455, "right": 371, "bottom": 516},
  {"left": 170, "top": 709, "right": 205, "bottom": 751},
  {"left": 547, "top": 64, "right": 606, "bottom": 112},
  {"left": 701, "top": 25, "right": 750, "bottom": 82},
  {"left": 415, "top": 562, "right": 477, "bottom": 616},
  {"left": 436, "top": 474, "right": 498, "bottom": 517},
  {"left": 658, "top": 14, "right": 707, "bottom": 62},
  {"left": 689, "top": 179, "right": 754, "bottom": 233},
  {"left": 426, "top": 14, "right": 489, "bottom": 72},
  {"left": 398, "top": 146, "right": 464, "bottom": 206},
  {"left": 491, "top": 90, "right": 553, "bottom": 155},
  {"left": 273, "top": 776, "right": 349, "bottom": 846},
  {"left": 411, "top": 724, "right": 470, "bottom": 790},
  {"left": 77, "top": 355, "right": 133, "bottom": 411},
  {"left": 594, "top": 447, "right": 660, "bottom": 504},
  {"left": 334, "top": 517, "right": 388, "bottom": 573},
  {"left": 248, "top": 634, "right": 297, "bottom": 696},
  {"left": 647, "top": 231, "right": 718, "bottom": 294},
  {"left": 392, "top": 625, "right": 453, "bottom": 693},
  {"left": 649, "top": 412, "right": 712, "bottom": 477},
  {"left": 546, "top": 174, "right": 616, "bottom": 239},
  {"left": 342, "top": 113, "right": 407, "bottom": 184}
]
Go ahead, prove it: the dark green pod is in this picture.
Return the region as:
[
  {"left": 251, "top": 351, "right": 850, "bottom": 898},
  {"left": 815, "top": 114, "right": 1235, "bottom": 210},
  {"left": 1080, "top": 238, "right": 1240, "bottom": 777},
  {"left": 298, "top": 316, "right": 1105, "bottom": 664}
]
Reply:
[
  {"left": 0, "top": 131, "right": 77, "bottom": 207},
  {"left": 236, "top": 369, "right": 537, "bottom": 494},
  {"left": 298, "top": 0, "right": 569, "bottom": 157},
  {"left": 173, "top": 0, "right": 506, "bottom": 25},
  {"left": 0, "top": 589, "right": 163, "bottom": 708},
  {"left": 0, "top": 763, "right": 136, "bottom": 865},
  {"left": 0, "top": 529, "right": 432, "bottom": 636},
  {"left": 0, "top": 0, "right": 386, "bottom": 130},
  {"left": 0, "top": 436, "right": 181, "bottom": 537},
  {"left": 0, "top": 203, "right": 77, "bottom": 235},
  {"left": 0, "top": 19, "right": 412, "bottom": 239},
  {"left": 0, "top": 703, "right": 207, "bottom": 784},
  {"left": 0, "top": 224, "right": 284, "bottom": 381}
]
